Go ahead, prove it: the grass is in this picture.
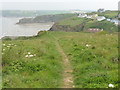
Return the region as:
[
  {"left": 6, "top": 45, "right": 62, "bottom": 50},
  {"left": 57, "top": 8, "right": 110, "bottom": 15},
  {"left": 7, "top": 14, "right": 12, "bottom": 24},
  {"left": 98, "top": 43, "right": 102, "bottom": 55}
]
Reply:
[
  {"left": 2, "top": 32, "right": 63, "bottom": 88},
  {"left": 58, "top": 17, "right": 90, "bottom": 27},
  {"left": 57, "top": 17, "right": 118, "bottom": 32},
  {"left": 50, "top": 31, "right": 118, "bottom": 88},
  {"left": 84, "top": 20, "right": 118, "bottom": 32},
  {"left": 2, "top": 31, "right": 118, "bottom": 88},
  {"left": 87, "top": 11, "right": 119, "bottom": 19}
]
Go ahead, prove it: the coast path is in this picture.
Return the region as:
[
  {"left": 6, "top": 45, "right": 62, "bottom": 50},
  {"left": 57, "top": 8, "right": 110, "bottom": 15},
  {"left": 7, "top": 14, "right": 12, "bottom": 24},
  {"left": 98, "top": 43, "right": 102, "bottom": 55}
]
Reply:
[{"left": 50, "top": 34, "right": 74, "bottom": 88}]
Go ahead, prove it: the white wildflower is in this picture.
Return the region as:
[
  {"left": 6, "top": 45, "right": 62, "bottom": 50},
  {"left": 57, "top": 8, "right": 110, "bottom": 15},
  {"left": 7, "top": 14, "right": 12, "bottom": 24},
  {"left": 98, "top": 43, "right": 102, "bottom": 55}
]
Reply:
[
  {"left": 108, "top": 84, "right": 114, "bottom": 88},
  {"left": 25, "top": 55, "right": 29, "bottom": 58},
  {"left": 14, "top": 45, "right": 17, "bottom": 46},
  {"left": 29, "top": 55, "right": 34, "bottom": 57},
  {"left": 86, "top": 44, "right": 91, "bottom": 47},
  {"left": 28, "top": 52, "right": 31, "bottom": 54},
  {"left": 3, "top": 44, "right": 5, "bottom": 46},
  {"left": 7, "top": 46, "right": 10, "bottom": 48},
  {"left": 8, "top": 44, "right": 11, "bottom": 46},
  {"left": 34, "top": 54, "right": 36, "bottom": 56},
  {"left": 2, "top": 49, "right": 5, "bottom": 51}
]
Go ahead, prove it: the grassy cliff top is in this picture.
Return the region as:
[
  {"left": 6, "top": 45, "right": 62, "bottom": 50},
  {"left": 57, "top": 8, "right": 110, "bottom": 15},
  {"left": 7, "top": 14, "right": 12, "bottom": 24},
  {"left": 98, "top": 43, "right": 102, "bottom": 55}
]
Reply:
[
  {"left": 87, "top": 11, "right": 119, "bottom": 19},
  {"left": 2, "top": 31, "right": 118, "bottom": 88},
  {"left": 58, "top": 17, "right": 91, "bottom": 27}
]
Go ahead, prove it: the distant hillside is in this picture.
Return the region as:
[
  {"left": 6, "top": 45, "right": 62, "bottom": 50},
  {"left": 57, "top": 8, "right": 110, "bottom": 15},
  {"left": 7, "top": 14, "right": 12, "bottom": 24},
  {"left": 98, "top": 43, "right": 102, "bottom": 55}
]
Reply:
[
  {"left": 17, "top": 14, "right": 77, "bottom": 24},
  {"left": 1, "top": 10, "right": 72, "bottom": 17},
  {"left": 50, "top": 17, "right": 118, "bottom": 32},
  {"left": 87, "top": 11, "right": 119, "bottom": 19}
]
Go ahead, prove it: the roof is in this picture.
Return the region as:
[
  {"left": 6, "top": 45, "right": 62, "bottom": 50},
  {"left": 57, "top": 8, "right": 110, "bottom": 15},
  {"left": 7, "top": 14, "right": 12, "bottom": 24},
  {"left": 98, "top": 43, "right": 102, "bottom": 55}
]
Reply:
[{"left": 86, "top": 28, "right": 103, "bottom": 32}]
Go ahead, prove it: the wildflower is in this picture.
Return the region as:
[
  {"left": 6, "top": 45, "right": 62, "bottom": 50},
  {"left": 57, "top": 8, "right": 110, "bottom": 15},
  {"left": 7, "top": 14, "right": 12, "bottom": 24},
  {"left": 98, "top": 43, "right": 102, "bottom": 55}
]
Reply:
[
  {"left": 86, "top": 44, "right": 91, "bottom": 47},
  {"left": 14, "top": 45, "right": 17, "bottom": 46},
  {"left": 28, "top": 52, "right": 31, "bottom": 54},
  {"left": 108, "top": 84, "right": 114, "bottom": 88},
  {"left": 8, "top": 44, "right": 11, "bottom": 46},
  {"left": 25, "top": 55, "right": 29, "bottom": 58},
  {"left": 29, "top": 55, "right": 34, "bottom": 57},
  {"left": 7, "top": 46, "right": 10, "bottom": 48},
  {"left": 3, "top": 44, "right": 5, "bottom": 46},
  {"left": 34, "top": 54, "right": 36, "bottom": 56},
  {"left": 3, "top": 49, "right": 5, "bottom": 51}
]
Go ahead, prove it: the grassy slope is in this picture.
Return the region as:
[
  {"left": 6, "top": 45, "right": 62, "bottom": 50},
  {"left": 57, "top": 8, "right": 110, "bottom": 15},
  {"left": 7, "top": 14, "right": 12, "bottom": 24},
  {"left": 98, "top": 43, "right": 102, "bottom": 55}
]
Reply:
[
  {"left": 2, "top": 32, "right": 63, "bottom": 88},
  {"left": 2, "top": 31, "right": 118, "bottom": 88},
  {"left": 51, "top": 31, "right": 118, "bottom": 88},
  {"left": 87, "top": 11, "right": 119, "bottom": 19},
  {"left": 58, "top": 17, "right": 90, "bottom": 27},
  {"left": 57, "top": 17, "right": 118, "bottom": 32},
  {"left": 33, "top": 13, "right": 77, "bottom": 22},
  {"left": 84, "top": 20, "right": 118, "bottom": 32}
]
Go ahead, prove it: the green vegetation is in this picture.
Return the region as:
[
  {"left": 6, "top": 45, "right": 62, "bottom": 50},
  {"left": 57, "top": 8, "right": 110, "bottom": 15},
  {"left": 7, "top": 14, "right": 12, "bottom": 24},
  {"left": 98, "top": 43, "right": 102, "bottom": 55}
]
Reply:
[
  {"left": 2, "top": 32, "right": 63, "bottom": 88},
  {"left": 84, "top": 20, "right": 118, "bottom": 32},
  {"left": 2, "top": 31, "right": 118, "bottom": 88},
  {"left": 58, "top": 17, "right": 90, "bottom": 27},
  {"left": 17, "top": 13, "right": 77, "bottom": 24},
  {"left": 87, "top": 11, "right": 119, "bottom": 19},
  {"left": 51, "top": 31, "right": 118, "bottom": 88},
  {"left": 56, "top": 17, "right": 118, "bottom": 32},
  {"left": 33, "top": 13, "right": 77, "bottom": 22},
  {"left": 98, "top": 11, "right": 119, "bottom": 19}
]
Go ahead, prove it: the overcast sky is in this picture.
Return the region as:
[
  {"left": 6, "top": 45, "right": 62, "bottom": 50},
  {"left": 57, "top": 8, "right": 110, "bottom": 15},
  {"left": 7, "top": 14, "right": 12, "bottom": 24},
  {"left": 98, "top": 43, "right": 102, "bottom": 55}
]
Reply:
[{"left": 0, "top": 0, "right": 119, "bottom": 10}]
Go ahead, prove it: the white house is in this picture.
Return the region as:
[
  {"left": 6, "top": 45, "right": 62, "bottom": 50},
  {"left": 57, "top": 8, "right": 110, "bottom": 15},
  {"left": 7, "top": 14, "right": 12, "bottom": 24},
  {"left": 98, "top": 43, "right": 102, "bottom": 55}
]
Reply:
[
  {"left": 96, "top": 16, "right": 106, "bottom": 21},
  {"left": 78, "top": 13, "right": 87, "bottom": 18},
  {"left": 106, "top": 19, "right": 111, "bottom": 21},
  {"left": 86, "top": 14, "right": 98, "bottom": 19},
  {"left": 86, "top": 15, "right": 92, "bottom": 18}
]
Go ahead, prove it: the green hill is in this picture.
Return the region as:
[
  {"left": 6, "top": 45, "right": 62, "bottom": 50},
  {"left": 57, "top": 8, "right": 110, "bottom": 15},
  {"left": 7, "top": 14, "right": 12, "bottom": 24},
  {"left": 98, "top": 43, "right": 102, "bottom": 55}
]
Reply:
[
  {"left": 50, "top": 17, "right": 118, "bottom": 32},
  {"left": 17, "top": 13, "right": 77, "bottom": 24},
  {"left": 87, "top": 11, "right": 119, "bottom": 19},
  {"left": 2, "top": 31, "right": 118, "bottom": 88}
]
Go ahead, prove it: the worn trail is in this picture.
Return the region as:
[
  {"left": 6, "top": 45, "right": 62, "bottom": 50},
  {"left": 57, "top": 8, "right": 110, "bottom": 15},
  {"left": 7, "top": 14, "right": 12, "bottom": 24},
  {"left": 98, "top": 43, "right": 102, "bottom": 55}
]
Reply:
[{"left": 51, "top": 35, "right": 74, "bottom": 88}]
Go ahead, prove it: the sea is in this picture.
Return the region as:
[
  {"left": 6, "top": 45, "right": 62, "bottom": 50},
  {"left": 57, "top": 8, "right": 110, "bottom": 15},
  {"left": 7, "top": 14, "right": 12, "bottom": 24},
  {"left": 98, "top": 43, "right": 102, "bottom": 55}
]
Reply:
[{"left": 0, "top": 17, "right": 54, "bottom": 38}]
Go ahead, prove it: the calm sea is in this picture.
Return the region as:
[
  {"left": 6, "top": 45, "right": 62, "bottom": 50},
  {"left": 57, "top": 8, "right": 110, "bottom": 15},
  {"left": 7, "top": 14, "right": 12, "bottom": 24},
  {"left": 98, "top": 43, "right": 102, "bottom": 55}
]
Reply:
[{"left": 0, "top": 17, "right": 54, "bottom": 38}]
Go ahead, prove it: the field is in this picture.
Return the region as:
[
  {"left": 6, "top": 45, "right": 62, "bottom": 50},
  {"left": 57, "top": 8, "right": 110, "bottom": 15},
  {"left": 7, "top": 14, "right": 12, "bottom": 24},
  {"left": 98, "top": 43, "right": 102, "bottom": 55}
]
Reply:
[
  {"left": 87, "top": 11, "right": 119, "bottom": 19},
  {"left": 58, "top": 17, "right": 90, "bottom": 27},
  {"left": 2, "top": 31, "right": 118, "bottom": 88},
  {"left": 56, "top": 17, "right": 118, "bottom": 32}
]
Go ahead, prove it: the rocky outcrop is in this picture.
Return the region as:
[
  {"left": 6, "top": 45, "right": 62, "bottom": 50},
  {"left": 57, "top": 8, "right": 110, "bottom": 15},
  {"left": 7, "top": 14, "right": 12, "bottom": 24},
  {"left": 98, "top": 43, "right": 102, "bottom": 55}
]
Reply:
[
  {"left": 17, "top": 14, "right": 77, "bottom": 24},
  {"left": 16, "top": 18, "right": 34, "bottom": 24},
  {"left": 49, "top": 23, "right": 85, "bottom": 32}
]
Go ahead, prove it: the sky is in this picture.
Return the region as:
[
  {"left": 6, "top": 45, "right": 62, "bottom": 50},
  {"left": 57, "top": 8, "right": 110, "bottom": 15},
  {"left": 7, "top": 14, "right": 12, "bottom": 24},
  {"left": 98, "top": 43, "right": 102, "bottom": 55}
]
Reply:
[{"left": 0, "top": 0, "right": 119, "bottom": 10}]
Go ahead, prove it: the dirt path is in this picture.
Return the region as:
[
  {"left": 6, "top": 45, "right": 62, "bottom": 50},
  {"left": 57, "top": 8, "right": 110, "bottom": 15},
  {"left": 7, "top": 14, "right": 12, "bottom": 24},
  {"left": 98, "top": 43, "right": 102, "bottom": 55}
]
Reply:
[{"left": 52, "top": 35, "right": 74, "bottom": 88}]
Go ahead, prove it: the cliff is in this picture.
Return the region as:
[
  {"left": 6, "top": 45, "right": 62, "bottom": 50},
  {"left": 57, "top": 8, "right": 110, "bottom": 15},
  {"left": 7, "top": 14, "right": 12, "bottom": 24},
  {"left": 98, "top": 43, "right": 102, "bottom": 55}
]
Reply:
[
  {"left": 49, "top": 17, "right": 118, "bottom": 32},
  {"left": 17, "top": 14, "right": 77, "bottom": 24}
]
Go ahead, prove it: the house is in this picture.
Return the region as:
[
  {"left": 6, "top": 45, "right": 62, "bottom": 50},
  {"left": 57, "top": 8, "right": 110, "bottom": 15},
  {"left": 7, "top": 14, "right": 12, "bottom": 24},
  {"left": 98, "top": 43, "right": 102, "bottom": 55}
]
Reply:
[
  {"left": 78, "top": 13, "right": 87, "bottom": 18},
  {"left": 86, "top": 15, "right": 92, "bottom": 18},
  {"left": 86, "top": 28, "right": 103, "bottom": 32},
  {"left": 86, "top": 14, "right": 98, "bottom": 19},
  {"left": 97, "top": 8, "right": 105, "bottom": 13},
  {"left": 96, "top": 16, "right": 106, "bottom": 21},
  {"left": 111, "top": 19, "right": 119, "bottom": 25},
  {"left": 106, "top": 19, "right": 111, "bottom": 21}
]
